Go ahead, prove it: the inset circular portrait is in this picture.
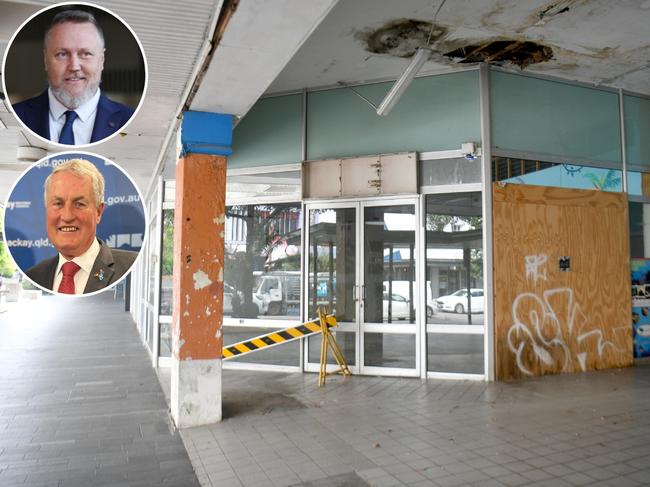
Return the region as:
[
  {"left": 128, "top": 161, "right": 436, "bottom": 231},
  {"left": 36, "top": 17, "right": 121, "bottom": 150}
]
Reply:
[
  {"left": 2, "top": 2, "right": 147, "bottom": 147},
  {"left": 3, "top": 152, "right": 146, "bottom": 296}
]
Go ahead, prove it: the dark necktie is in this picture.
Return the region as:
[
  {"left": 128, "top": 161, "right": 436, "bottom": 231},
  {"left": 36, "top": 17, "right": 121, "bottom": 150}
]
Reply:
[
  {"left": 58, "top": 261, "right": 81, "bottom": 294},
  {"left": 59, "top": 110, "right": 78, "bottom": 145}
]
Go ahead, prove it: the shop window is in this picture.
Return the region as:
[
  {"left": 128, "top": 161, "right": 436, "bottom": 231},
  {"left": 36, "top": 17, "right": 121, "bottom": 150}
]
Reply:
[
  {"left": 493, "top": 157, "right": 623, "bottom": 192},
  {"left": 427, "top": 333, "right": 483, "bottom": 374},
  {"left": 224, "top": 203, "right": 302, "bottom": 320},
  {"left": 159, "top": 208, "right": 174, "bottom": 358},
  {"left": 425, "top": 193, "right": 483, "bottom": 326},
  {"left": 629, "top": 202, "right": 650, "bottom": 259},
  {"left": 223, "top": 203, "right": 302, "bottom": 367},
  {"left": 420, "top": 156, "right": 482, "bottom": 186}
]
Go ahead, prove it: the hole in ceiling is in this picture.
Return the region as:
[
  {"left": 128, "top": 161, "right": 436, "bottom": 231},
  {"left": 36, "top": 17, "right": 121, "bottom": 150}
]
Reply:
[
  {"left": 359, "top": 19, "right": 447, "bottom": 58},
  {"left": 359, "top": 19, "right": 552, "bottom": 70},
  {"left": 444, "top": 40, "right": 553, "bottom": 68}
]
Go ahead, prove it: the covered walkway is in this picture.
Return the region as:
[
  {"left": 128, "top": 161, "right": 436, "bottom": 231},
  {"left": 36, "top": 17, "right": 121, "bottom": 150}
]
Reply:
[
  {"left": 0, "top": 292, "right": 198, "bottom": 487},
  {"left": 1, "top": 292, "right": 649, "bottom": 486}
]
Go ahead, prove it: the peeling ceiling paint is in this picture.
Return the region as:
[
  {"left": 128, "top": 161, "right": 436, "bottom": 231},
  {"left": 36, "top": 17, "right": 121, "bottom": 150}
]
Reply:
[{"left": 268, "top": 0, "right": 650, "bottom": 96}]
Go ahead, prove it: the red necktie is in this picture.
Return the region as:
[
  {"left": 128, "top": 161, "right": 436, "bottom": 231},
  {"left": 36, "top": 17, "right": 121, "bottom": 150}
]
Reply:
[{"left": 58, "top": 261, "right": 81, "bottom": 294}]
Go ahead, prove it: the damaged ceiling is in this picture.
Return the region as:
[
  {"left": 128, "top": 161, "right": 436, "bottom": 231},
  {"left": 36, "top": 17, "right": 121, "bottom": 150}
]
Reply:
[{"left": 268, "top": 0, "right": 650, "bottom": 95}]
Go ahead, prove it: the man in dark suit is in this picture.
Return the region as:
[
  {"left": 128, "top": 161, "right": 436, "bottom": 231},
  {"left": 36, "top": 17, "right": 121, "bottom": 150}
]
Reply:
[
  {"left": 12, "top": 9, "right": 134, "bottom": 145},
  {"left": 26, "top": 159, "right": 137, "bottom": 295}
]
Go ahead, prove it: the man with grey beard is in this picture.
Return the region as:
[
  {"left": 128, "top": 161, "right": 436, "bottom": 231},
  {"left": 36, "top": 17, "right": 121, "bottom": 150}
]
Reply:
[{"left": 12, "top": 9, "right": 135, "bottom": 146}]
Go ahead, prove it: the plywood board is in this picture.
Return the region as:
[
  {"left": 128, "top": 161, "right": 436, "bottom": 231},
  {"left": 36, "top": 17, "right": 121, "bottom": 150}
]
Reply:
[{"left": 493, "top": 183, "right": 633, "bottom": 381}]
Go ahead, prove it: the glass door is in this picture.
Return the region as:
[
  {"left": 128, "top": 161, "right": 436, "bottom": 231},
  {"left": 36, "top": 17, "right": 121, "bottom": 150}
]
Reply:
[
  {"left": 304, "top": 203, "right": 359, "bottom": 372},
  {"left": 360, "top": 200, "right": 419, "bottom": 376},
  {"left": 304, "top": 199, "right": 419, "bottom": 377}
]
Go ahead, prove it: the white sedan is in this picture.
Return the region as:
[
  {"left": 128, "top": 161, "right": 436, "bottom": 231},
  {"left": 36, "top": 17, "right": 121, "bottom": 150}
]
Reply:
[
  {"left": 383, "top": 292, "right": 411, "bottom": 320},
  {"left": 435, "top": 288, "right": 484, "bottom": 314}
]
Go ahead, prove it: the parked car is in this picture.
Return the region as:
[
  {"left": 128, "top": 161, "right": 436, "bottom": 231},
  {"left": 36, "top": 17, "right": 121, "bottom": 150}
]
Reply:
[
  {"left": 223, "top": 282, "right": 237, "bottom": 314},
  {"left": 382, "top": 292, "right": 411, "bottom": 320},
  {"left": 435, "top": 288, "right": 484, "bottom": 314}
]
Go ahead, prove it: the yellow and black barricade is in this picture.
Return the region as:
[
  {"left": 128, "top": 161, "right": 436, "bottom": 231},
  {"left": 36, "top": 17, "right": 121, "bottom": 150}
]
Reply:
[{"left": 222, "top": 314, "right": 338, "bottom": 360}]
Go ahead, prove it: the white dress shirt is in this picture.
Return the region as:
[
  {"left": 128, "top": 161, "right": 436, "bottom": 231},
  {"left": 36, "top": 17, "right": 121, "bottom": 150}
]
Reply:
[
  {"left": 48, "top": 88, "right": 100, "bottom": 145},
  {"left": 52, "top": 238, "right": 101, "bottom": 295}
]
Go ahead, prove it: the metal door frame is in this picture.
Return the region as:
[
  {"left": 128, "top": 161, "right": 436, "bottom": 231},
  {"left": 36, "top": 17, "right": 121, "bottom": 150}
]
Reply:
[{"left": 303, "top": 196, "right": 420, "bottom": 377}]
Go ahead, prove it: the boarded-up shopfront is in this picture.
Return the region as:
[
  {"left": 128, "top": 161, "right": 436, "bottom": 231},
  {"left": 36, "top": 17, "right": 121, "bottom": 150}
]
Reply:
[{"left": 493, "top": 183, "right": 633, "bottom": 381}]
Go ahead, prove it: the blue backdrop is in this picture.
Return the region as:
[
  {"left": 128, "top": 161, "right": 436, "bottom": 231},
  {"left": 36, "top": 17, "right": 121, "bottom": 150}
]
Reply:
[{"left": 4, "top": 153, "right": 146, "bottom": 271}]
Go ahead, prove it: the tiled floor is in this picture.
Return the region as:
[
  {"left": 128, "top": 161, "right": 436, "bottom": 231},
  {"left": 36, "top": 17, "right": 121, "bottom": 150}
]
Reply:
[
  {"left": 0, "top": 293, "right": 198, "bottom": 487},
  {"left": 3, "top": 292, "right": 650, "bottom": 487},
  {"left": 181, "top": 364, "right": 650, "bottom": 487}
]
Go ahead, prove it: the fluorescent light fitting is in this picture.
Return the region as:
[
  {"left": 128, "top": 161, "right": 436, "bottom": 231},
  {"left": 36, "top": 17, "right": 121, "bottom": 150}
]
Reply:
[{"left": 376, "top": 47, "right": 430, "bottom": 116}]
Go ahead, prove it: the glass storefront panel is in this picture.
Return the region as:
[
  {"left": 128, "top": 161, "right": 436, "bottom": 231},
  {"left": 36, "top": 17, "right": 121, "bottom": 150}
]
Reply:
[
  {"left": 223, "top": 326, "right": 300, "bottom": 366},
  {"left": 307, "top": 208, "right": 356, "bottom": 322},
  {"left": 308, "top": 331, "right": 356, "bottom": 366},
  {"left": 224, "top": 203, "right": 302, "bottom": 321},
  {"left": 427, "top": 333, "right": 483, "bottom": 374},
  {"left": 493, "top": 157, "right": 623, "bottom": 192},
  {"left": 420, "top": 157, "right": 482, "bottom": 186},
  {"left": 364, "top": 333, "right": 415, "bottom": 369},
  {"left": 147, "top": 217, "right": 158, "bottom": 306},
  {"left": 630, "top": 201, "right": 650, "bottom": 259},
  {"left": 364, "top": 205, "right": 416, "bottom": 324},
  {"left": 425, "top": 193, "right": 484, "bottom": 325},
  {"left": 160, "top": 209, "right": 174, "bottom": 317},
  {"left": 159, "top": 322, "right": 171, "bottom": 358}
]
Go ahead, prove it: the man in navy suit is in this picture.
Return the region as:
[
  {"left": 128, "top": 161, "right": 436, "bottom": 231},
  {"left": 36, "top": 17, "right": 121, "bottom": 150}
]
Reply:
[{"left": 12, "top": 10, "right": 134, "bottom": 145}]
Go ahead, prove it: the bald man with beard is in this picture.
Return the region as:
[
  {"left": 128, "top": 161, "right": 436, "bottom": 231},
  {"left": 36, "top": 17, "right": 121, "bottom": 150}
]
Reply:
[{"left": 12, "top": 9, "right": 134, "bottom": 145}]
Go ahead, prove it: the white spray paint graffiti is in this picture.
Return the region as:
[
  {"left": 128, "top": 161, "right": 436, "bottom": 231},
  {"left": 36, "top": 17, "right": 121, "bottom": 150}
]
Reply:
[
  {"left": 524, "top": 254, "right": 548, "bottom": 282},
  {"left": 508, "top": 257, "right": 626, "bottom": 375}
]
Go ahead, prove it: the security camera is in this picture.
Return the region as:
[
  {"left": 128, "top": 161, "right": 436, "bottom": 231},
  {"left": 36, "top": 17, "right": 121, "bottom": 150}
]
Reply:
[{"left": 461, "top": 142, "right": 477, "bottom": 161}]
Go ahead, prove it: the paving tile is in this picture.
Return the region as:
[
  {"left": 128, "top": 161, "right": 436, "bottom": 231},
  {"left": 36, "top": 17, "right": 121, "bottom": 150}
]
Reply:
[
  {"left": 0, "top": 295, "right": 199, "bottom": 487},
  {"left": 4, "top": 295, "right": 650, "bottom": 487}
]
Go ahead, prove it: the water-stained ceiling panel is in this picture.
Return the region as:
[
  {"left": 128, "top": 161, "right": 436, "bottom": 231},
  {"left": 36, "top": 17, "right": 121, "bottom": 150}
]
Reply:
[{"left": 268, "top": 0, "right": 650, "bottom": 95}]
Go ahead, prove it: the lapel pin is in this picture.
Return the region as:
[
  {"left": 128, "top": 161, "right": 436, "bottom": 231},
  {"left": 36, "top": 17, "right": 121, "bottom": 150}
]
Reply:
[{"left": 94, "top": 269, "right": 105, "bottom": 281}]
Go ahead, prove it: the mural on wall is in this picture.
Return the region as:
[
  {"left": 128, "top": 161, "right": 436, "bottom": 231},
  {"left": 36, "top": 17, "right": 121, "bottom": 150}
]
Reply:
[
  {"left": 631, "top": 258, "right": 650, "bottom": 358},
  {"left": 506, "top": 164, "right": 624, "bottom": 192},
  {"left": 493, "top": 183, "right": 633, "bottom": 381}
]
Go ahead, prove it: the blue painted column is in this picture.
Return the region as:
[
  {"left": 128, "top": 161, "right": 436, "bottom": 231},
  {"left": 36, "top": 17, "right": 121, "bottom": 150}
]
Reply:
[{"left": 170, "top": 111, "right": 232, "bottom": 427}]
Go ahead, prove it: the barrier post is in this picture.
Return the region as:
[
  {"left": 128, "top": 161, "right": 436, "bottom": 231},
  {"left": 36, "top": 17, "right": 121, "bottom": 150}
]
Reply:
[{"left": 317, "top": 307, "right": 351, "bottom": 387}]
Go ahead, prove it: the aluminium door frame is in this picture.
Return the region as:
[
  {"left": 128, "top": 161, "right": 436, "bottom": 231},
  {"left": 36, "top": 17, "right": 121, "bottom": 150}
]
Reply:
[{"left": 303, "top": 196, "right": 420, "bottom": 377}]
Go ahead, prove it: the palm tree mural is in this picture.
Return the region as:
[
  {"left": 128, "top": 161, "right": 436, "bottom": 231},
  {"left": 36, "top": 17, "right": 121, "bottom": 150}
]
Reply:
[{"left": 583, "top": 169, "right": 621, "bottom": 191}]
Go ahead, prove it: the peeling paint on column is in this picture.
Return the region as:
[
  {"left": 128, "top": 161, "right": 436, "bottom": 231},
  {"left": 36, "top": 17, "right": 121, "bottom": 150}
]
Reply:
[
  {"left": 193, "top": 270, "right": 213, "bottom": 290},
  {"left": 172, "top": 153, "right": 226, "bottom": 361}
]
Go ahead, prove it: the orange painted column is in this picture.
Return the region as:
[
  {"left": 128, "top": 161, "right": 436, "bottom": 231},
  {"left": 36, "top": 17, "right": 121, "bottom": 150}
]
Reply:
[{"left": 170, "top": 111, "right": 231, "bottom": 427}]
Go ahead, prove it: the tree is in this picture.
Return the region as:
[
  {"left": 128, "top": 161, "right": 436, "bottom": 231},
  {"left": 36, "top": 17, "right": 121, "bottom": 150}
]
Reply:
[
  {"left": 225, "top": 203, "right": 301, "bottom": 317},
  {"left": 161, "top": 209, "right": 174, "bottom": 275},
  {"left": 0, "top": 214, "right": 17, "bottom": 278}
]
